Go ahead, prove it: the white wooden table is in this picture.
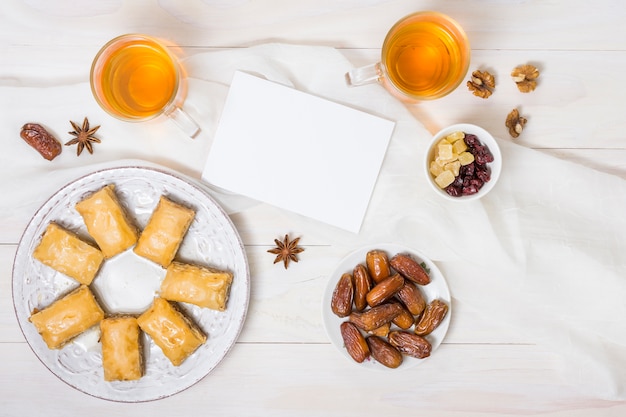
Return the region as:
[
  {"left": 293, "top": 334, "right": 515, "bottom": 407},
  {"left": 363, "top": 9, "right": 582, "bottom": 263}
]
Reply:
[{"left": 2, "top": 1, "right": 626, "bottom": 416}]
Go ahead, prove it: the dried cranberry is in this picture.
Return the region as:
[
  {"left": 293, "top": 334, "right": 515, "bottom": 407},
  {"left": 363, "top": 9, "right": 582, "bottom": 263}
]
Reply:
[
  {"left": 476, "top": 166, "right": 491, "bottom": 182},
  {"left": 459, "top": 162, "right": 476, "bottom": 177},
  {"left": 470, "top": 178, "right": 484, "bottom": 189},
  {"left": 445, "top": 185, "right": 461, "bottom": 196},
  {"left": 464, "top": 134, "right": 479, "bottom": 147},
  {"left": 462, "top": 185, "right": 479, "bottom": 195}
]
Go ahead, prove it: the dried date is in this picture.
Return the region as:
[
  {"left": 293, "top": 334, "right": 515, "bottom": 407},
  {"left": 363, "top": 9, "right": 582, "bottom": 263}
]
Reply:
[
  {"left": 366, "top": 274, "right": 404, "bottom": 307},
  {"left": 340, "top": 322, "right": 370, "bottom": 363},
  {"left": 349, "top": 302, "right": 402, "bottom": 332},
  {"left": 20, "top": 123, "right": 62, "bottom": 161},
  {"left": 390, "top": 302, "right": 415, "bottom": 330},
  {"left": 353, "top": 264, "right": 372, "bottom": 312},
  {"left": 388, "top": 331, "right": 432, "bottom": 359},
  {"left": 332, "top": 249, "right": 450, "bottom": 368},
  {"left": 415, "top": 299, "right": 448, "bottom": 336},
  {"left": 331, "top": 273, "right": 353, "bottom": 318},
  {"left": 395, "top": 280, "right": 426, "bottom": 316},
  {"left": 390, "top": 253, "right": 430, "bottom": 285},
  {"left": 367, "top": 322, "right": 391, "bottom": 337},
  {"left": 367, "top": 336, "right": 403, "bottom": 369},
  {"left": 366, "top": 250, "right": 391, "bottom": 283}
]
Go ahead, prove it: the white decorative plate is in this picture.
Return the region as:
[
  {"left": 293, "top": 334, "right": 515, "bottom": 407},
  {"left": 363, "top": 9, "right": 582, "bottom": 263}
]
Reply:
[
  {"left": 12, "top": 166, "right": 250, "bottom": 402},
  {"left": 322, "top": 243, "right": 451, "bottom": 370}
]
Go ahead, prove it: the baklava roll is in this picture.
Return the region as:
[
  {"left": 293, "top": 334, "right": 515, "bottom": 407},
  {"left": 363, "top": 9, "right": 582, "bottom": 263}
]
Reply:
[
  {"left": 100, "top": 316, "right": 143, "bottom": 381},
  {"left": 29, "top": 285, "right": 105, "bottom": 349},
  {"left": 33, "top": 223, "right": 104, "bottom": 285},
  {"left": 134, "top": 196, "right": 195, "bottom": 267},
  {"left": 75, "top": 184, "right": 138, "bottom": 258},
  {"left": 160, "top": 262, "right": 233, "bottom": 311},
  {"left": 137, "top": 298, "right": 206, "bottom": 366}
]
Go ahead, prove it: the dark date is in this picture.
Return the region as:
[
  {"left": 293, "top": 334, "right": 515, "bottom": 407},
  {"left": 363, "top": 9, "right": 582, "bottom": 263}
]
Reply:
[{"left": 20, "top": 123, "right": 62, "bottom": 161}]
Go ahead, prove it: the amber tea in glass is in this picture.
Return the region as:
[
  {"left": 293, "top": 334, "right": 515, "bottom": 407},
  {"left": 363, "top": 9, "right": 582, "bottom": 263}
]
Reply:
[
  {"left": 346, "top": 12, "right": 470, "bottom": 101},
  {"left": 91, "top": 34, "right": 200, "bottom": 137}
]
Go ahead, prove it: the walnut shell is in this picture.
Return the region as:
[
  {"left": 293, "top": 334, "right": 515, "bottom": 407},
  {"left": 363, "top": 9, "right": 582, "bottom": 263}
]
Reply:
[
  {"left": 467, "top": 70, "right": 495, "bottom": 99},
  {"left": 505, "top": 108, "right": 527, "bottom": 138},
  {"left": 511, "top": 64, "right": 539, "bottom": 93}
]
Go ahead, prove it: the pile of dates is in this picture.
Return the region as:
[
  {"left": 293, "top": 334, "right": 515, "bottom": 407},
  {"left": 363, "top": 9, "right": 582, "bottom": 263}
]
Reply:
[{"left": 331, "top": 249, "right": 448, "bottom": 368}]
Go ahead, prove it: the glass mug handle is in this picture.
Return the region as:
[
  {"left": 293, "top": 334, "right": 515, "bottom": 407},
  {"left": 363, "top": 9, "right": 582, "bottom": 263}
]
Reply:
[
  {"left": 345, "top": 63, "right": 383, "bottom": 87},
  {"left": 164, "top": 105, "right": 200, "bottom": 138}
]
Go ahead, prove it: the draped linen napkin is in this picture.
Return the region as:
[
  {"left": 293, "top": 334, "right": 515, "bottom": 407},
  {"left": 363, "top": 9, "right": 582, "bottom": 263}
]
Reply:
[{"left": 1, "top": 43, "right": 625, "bottom": 400}]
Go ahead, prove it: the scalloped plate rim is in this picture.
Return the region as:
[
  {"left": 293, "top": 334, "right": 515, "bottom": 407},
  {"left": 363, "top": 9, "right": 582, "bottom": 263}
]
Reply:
[{"left": 11, "top": 166, "right": 250, "bottom": 402}]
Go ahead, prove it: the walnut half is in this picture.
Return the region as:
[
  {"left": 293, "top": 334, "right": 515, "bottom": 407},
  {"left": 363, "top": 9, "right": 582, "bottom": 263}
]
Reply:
[
  {"left": 505, "top": 108, "right": 527, "bottom": 138},
  {"left": 467, "top": 70, "right": 495, "bottom": 98},
  {"left": 511, "top": 64, "right": 539, "bottom": 93}
]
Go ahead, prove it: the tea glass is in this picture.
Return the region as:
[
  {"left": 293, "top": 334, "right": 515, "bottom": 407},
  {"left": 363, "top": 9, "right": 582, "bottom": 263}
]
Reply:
[
  {"left": 346, "top": 11, "right": 470, "bottom": 102},
  {"left": 90, "top": 34, "right": 200, "bottom": 138}
]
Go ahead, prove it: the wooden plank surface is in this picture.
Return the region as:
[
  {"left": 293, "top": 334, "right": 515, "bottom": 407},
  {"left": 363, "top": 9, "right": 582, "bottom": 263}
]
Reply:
[{"left": 2, "top": 0, "right": 626, "bottom": 415}]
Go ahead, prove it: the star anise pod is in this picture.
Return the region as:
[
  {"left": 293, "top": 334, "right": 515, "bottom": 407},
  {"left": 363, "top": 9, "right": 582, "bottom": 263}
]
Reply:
[
  {"left": 268, "top": 234, "right": 304, "bottom": 269},
  {"left": 65, "top": 117, "right": 101, "bottom": 156}
]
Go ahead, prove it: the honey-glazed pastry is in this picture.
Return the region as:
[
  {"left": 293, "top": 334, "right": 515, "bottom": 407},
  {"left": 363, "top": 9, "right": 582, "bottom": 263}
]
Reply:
[
  {"left": 160, "top": 261, "right": 233, "bottom": 311},
  {"left": 29, "top": 285, "right": 105, "bottom": 349},
  {"left": 33, "top": 223, "right": 104, "bottom": 285},
  {"left": 75, "top": 184, "right": 138, "bottom": 258},
  {"left": 137, "top": 297, "right": 206, "bottom": 366},
  {"left": 100, "top": 317, "right": 143, "bottom": 381},
  {"left": 134, "top": 196, "right": 195, "bottom": 267}
]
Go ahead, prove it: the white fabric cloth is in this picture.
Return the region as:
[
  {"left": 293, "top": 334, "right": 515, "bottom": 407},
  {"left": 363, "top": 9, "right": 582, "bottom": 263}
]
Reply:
[{"left": 2, "top": 44, "right": 625, "bottom": 400}]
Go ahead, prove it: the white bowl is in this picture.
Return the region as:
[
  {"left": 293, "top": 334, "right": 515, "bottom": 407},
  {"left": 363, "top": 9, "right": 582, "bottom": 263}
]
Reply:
[
  {"left": 424, "top": 123, "right": 502, "bottom": 201},
  {"left": 322, "top": 243, "right": 451, "bottom": 370}
]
